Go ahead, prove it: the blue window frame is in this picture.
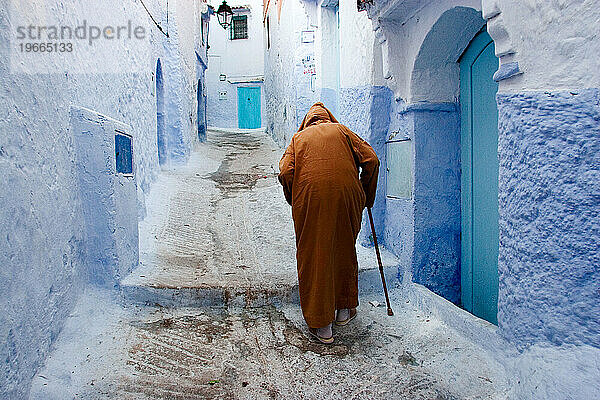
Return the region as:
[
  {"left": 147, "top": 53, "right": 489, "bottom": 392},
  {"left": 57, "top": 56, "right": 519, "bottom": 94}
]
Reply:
[
  {"left": 230, "top": 15, "right": 248, "bottom": 40},
  {"left": 115, "top": 131, "right": 133, "bottom": 175}
]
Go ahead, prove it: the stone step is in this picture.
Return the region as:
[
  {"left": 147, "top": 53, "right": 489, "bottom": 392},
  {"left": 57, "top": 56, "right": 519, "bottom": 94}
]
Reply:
[{"left": 119, "top": 263, "right": 398, "bottom": 308}]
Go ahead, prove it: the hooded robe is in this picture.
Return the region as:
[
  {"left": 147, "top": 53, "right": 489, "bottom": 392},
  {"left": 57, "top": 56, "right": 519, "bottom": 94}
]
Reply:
[{"left": 278, "top": 103, "right": 380, "bottom": 328}]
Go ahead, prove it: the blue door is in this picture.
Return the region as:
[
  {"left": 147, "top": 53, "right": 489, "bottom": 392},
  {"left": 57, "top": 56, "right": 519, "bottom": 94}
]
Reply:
[
  {"left": 238, "top": 87, "right": 261, "bottom": 129},
  {"left": 459, "top": 30, "right": 499, "bottom": 325}
]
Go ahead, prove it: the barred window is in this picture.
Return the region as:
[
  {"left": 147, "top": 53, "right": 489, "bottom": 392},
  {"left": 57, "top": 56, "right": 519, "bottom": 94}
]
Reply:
[{"left": 230, "top": 15, "right": 248, "bottom": 40}]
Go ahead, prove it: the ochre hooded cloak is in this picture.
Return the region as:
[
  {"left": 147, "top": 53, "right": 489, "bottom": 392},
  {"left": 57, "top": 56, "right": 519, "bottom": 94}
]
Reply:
[{"left": 278, "top": 103, "right": 380, "bottom": 328}]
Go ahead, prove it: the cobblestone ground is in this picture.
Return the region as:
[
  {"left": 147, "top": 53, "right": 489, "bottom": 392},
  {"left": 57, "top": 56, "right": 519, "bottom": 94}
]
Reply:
[
  {"left": 30, "top": 289, "right": 508, "bottom": 400},
  {"left": 29, "top": 129, "right": 509, "bottom": 400}
]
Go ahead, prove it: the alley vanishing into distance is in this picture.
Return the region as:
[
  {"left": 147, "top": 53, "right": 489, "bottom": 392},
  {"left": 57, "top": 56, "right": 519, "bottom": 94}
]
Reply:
[
  {"left": 28, "top": 129, "right": 508, "bottom": 400},
  {"left": 4, "top": 0, "right": 599, "bottom": 398}
]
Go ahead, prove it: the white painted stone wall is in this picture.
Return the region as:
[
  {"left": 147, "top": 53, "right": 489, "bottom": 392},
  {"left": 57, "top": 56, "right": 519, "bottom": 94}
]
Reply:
[
  {"left": 264, "top": 0, "right": 317, "bottom": 144},
  {"left": 206, "top": 0, "right": 265, "bottom": 128},
  {"left": 338, "top": 0, "right": 375, "bottom": 89},
  {"left": 0, "top": 0, "right": 206, "bottom": 397},
  {"left": 368, "top": 0, "right": 482, "bottom": 102},
  {"left": 368, "top": 0, "right": 600, "bottom": 102},
  {"left": 483, "top": 0, "right": 600, "bottom": 93},
  {"left": 264, "top": 0, "right": 375, "bottom": 144}
]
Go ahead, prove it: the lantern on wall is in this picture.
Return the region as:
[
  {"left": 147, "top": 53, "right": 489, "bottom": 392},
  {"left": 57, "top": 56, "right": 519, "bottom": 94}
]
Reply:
[
  {"left": 357, "top": 0, "right": 373, "bottom": 12},
  {"left": 216, "top": 1, "right": 233, "bottom": 29}
]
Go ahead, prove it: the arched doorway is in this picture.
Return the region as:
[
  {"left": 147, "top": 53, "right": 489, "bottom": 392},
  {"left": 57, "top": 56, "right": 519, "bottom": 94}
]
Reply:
[
  {"left": 405, "top": 7, "right": 486, "bottom": 307},
  {"left": 459, "top": 29, "right": 499, "bottom": 324},
  {"left": 156, "top": 59, "right": 167, "bottom": 166},
  {"left": 405, "top": 7, "right": 500, "bottom": 324},
  {"left": 197, "top": 79, "right": 206, "bottom": 142}
]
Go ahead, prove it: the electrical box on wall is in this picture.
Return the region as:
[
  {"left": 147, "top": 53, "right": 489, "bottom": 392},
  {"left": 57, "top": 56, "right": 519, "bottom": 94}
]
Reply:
[
  {"left": 386, "top": 138, "right": 414, "bottom": 199},
  {"left": 301, "top": 30, "right": 315, "bottom": 43}
]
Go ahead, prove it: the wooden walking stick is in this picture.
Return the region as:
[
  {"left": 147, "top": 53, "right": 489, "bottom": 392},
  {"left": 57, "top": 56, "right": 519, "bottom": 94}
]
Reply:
[{"left": 367, "top": 208, "right": 394, "bottom": 316}]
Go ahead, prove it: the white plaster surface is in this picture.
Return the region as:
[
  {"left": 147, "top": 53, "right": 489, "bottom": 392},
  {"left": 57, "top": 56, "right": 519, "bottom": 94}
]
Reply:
[
  {"left": 263, "top": 0, "right": 316, "bottom": 145},
  {"left": 339, "top": 0, "right": 375, "bottom": 89},
  {"left": 264, "top": 0, "right": 376, "bottom": 145},
  {"left": 207, "top": 0, "right": 264, "bottom": 79},
  {"left": 206, "top": 0, "right": 266, "bottom": 128},
  {"left": 368, "top": 0, "right": 483, "bottom": 101},
  {"left": 494, "top": 0, "right": 600, "bottom": 92},
  {"left": 369, "top": 0, "right": 600, "bottom": 99}
]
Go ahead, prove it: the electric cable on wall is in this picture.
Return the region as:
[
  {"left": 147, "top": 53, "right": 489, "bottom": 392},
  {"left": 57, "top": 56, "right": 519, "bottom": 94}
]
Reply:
[{"left": 138, "top": 0, "right": 169, "bottom": 37}]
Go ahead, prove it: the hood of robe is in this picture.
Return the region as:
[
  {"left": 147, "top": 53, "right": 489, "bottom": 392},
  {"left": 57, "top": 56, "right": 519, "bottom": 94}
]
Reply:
[{"left": 297, "top": 102, "right": 339, "bottom": 132}]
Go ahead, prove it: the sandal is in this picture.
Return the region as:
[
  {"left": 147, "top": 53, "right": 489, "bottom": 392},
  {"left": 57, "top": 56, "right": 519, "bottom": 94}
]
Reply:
[
  {"left": 308, "top": 327, "right": 334, "bottom": 344},
  {"left": 335, "top": 308, "right": 357, "bottom": 326}
]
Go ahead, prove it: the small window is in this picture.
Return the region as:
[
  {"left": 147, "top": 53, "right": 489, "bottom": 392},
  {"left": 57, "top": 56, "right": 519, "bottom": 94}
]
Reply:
[
  {"left": 230, "top": 15, "right": 248, "bottom": 40},
  {"left": 115, "top": 131, "right": 133, "bottom": 175},
  {"left": 266, "top": 17, "right": 270, "bottom": 49}
]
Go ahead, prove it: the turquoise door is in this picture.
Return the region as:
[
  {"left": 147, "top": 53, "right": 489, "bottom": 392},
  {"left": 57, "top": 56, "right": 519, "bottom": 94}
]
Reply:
[
  {"left": 459, "top": 30, "right": 499, "bottom": 325},
  {"left": 238, "top": 87, "right": 261, "bottom": 129}
]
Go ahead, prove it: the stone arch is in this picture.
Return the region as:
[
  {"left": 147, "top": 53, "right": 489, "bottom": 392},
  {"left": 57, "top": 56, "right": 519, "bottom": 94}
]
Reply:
[{"left": 409, "top": 6, "right": 486, "bottom": 103}]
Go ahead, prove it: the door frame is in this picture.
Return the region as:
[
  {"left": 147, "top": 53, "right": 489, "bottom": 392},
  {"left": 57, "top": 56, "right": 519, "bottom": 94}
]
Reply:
[
  {"left": 459, "top": 28, "right": 500, "bottom": 324},
  {"left": 237, "top": 86, "right": 261, "bottom": 129}
]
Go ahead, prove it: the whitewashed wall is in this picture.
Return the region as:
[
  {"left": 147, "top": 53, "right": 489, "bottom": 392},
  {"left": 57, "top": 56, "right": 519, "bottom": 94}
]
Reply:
[
  {"left": 484, "top": 0, "right": 600, "bottom": 93},
  {"left": 0, "top": 0, "right": 206, "bottom": 397},
  {"left": 264, "top": 0, "right": 376, "bottom": 144},
  {"left": 264, "top": 0, "right": 317, "bottom": 144},
  {"left": 206, "top": 0, "right": 265, "bottom": 128},
  {"left": 339, "top": 0, "right": 375, "bottom": 89}
]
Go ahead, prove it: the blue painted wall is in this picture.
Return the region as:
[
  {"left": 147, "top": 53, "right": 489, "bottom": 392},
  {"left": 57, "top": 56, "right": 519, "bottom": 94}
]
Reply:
[
  {"left": 412, "top": 103, "right": 461, "bottom": 304},
  {"left": 71, "top": 108, "right": 139, "bottom": 288},
  {"left": 381, "top": 100, "right": 461, "bottom": 301},
  {"left": 0, "top": 17, "right": 158, "bottom": 397},
  {"left": 383, "top": 99, "right": 414, "bottom": 276},
  {"left": 338, "top": 85, "right": 392, "bottom": 245},
  {"left": 0, "top": 1, "right": 210, "bottom": 396},
  {"left": 320, "top": 87, "right": 339, "bottom": 118},
  {"left": 496, "top": 88, "right": 600, "bottom": 349},
  {"left": 156, "top": 59, "right": 168, "bottom": 165},
  {"left": 196, "top": 54, "right": 208, "bottom": 143}
]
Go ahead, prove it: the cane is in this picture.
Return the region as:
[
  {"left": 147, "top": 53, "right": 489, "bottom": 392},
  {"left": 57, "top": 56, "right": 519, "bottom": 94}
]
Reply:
[{"left": 367, "top": 208, "right": 394, "bottom": 316}]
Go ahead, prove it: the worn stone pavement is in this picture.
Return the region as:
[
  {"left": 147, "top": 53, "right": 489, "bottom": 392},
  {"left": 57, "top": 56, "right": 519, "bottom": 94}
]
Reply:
[{"left": 28, "top": 129, "right": 509, "bottom": 399}]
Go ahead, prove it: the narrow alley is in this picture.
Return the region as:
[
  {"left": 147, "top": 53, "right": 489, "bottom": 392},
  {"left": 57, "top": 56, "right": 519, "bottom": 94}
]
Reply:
[
  {"left": 3, "top": 0, "right": 599, "bottom": 399},
  {"left": 28, "top": 129, "right": 508, "bottom": 400},
  {"left": 123, "top": 128, "right": 397, "bottom": 305}
]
